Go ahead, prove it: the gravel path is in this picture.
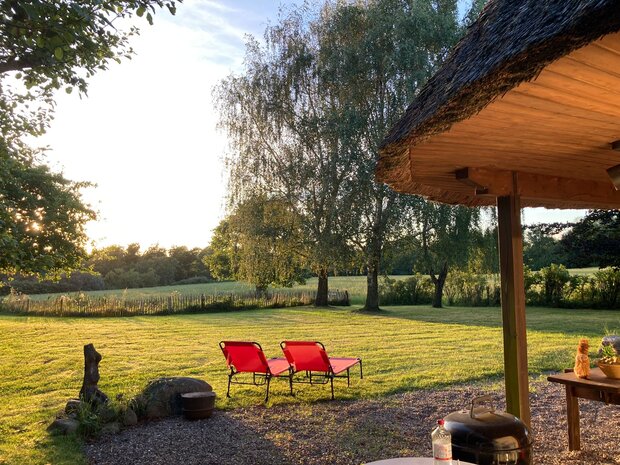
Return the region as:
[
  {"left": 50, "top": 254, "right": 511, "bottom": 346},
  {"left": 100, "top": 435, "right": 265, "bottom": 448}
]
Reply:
[{"left": 85, "top": 380, "right": 620, "bottom": 465}]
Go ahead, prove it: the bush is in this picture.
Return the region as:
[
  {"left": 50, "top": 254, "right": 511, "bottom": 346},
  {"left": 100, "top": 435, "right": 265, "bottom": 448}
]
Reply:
[
  {"left": 539, "top": 264, "right": 571, "bottom": 307},
  {"left": 5, "top": 271, "right": 105, "bottom": 295},
  {"left": 172, "top": 276, "right": 213, "bottom": 285},
  {"left": 593, "top": 267, "right": 620, "bottom": 308},
  {"left": 379, "top": 274, "right": 433, "bottom": 305},
  {"left": 104, "top": 268, "right": 159, "bottom": 289},
  {"left": 444, "top": 270, "right": 500, "bottom": 307}
]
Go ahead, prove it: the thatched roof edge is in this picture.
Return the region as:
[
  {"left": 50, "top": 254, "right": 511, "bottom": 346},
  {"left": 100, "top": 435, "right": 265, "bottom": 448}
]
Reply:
[{"left": 377, "top": 0, "right": 620, "bottom": 189}]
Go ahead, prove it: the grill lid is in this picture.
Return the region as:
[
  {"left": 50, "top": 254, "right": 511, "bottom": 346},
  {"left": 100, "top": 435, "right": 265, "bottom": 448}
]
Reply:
[{"left": 444, "top": 395, "right": 532, "bottom": 453}]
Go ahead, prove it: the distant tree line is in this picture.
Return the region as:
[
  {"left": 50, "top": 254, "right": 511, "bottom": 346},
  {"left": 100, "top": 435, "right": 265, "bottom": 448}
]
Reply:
[
  {"left": 524, "top": 210, "right": 620, "bottom": 271},
  {"left": 2, "top": 244, "right": 212, "bottom": 295}
]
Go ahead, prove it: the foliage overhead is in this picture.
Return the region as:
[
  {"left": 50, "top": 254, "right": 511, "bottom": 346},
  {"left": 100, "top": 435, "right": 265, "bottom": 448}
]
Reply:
[
  {"left": 0, "top": 0, "right": 179, "bottom": 145},
  {"left": 0, "top": 0, "right": 178, "bottom": 276},
  {"left": 0, "top": 142, "right": 95, "bottom": 274}
]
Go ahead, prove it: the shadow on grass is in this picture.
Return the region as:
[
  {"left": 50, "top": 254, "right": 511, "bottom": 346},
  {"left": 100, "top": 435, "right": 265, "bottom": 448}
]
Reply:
[{"left": 357, "top": 305, "right": 620, "bottom": 336}]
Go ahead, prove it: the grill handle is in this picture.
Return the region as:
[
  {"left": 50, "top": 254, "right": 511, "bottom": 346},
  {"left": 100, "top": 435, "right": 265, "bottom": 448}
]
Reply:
[{"left": 470, "top": 395, "right": 495, "bottom": 419}]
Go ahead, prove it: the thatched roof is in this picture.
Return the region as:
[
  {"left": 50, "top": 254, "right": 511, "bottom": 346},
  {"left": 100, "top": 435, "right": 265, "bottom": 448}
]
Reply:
[{"left": 377, "top": 0, "right": 620, "bottom": 203}]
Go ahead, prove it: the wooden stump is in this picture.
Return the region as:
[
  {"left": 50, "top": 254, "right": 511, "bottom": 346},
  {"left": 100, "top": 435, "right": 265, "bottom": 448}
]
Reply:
[{"left": 79, "top": 343, "right": 109, "bottom": 405}]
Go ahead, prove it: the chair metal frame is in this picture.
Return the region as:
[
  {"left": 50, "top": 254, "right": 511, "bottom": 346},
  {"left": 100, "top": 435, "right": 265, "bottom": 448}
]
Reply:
[
  {"left": 280, "top": 341, "right": 363, "bottom": 400},
  {"left": 219, "top": 341, "right": 291, "bottom": 402}
]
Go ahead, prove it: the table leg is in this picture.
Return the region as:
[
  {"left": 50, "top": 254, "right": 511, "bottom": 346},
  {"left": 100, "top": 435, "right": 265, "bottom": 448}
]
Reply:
[{"left": 566, "top": 385, "right": 580, "bottom": 451}]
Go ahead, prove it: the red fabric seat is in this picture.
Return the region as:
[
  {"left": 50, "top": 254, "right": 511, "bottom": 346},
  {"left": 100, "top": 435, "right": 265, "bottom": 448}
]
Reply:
[
  {"left": 328, "top": 357, "right": 362, "bottom": 375},
  {"left": 219, "top": 341, "right": 290, "bottom": 402},
  {"left": 280, "top": 341, "right": 363, "bottom": 399}
]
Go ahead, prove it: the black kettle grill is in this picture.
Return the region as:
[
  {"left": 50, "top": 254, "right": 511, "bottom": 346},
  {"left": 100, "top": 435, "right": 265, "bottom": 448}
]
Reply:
[{"left": 444, "top": 395, "right": 533, "bottom": 465}]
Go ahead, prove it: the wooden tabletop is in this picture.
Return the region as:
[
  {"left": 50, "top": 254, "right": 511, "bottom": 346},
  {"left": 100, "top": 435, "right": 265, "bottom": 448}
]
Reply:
[{"left": 547, "top": 368, "right": 620, "bottom": 393}]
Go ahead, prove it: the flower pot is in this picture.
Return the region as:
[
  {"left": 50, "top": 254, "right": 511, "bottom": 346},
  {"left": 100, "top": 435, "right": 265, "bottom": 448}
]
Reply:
[{"left": 598, "top": 361, "right": 620, "bottom": 379}]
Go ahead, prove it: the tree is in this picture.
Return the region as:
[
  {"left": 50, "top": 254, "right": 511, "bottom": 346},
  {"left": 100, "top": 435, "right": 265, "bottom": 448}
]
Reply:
[
  {"left": 0, "top": 1, "right": 178, "bottom": 275},
  {"left": 205, "top": 196, "right": 305, "bottom": 293},
  {"left": 0, "top": 142, "right": 95, "bottom": 274},
  {"left": 215, "top": 5, "right": 356, "bottom": 305},
  {"left": 315, "top": 0, "right": 462, "bottom": 311},
  {"left": 203, "top": 219, "right": 236, "bottom": 282},
  {"left": 0, "top": 0, "right": 178, "bottom": 145},
  {"left": 561, "top": 210, "right": 620, "bottom": 268},
  {"left": 416, "top": 203, "right": 480, "bottom": 308},
  {"left": 523, "top": 225, "right": 567, "bottom": 270}
]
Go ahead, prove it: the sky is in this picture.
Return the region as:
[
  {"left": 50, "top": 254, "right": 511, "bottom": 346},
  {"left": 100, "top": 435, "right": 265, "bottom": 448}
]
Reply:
[{"left": 40, "top": 0, "right": 585, "bottom": 250}]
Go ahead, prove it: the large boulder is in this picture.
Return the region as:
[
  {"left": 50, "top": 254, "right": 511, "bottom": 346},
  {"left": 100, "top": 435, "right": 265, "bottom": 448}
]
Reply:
[{"left": 141, "top": 377, "right": 212, "bottom": 419}]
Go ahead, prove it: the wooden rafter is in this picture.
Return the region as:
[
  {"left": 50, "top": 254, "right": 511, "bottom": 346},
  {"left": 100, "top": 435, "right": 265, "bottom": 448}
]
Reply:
[{"left": 456, "top": 167, "right": 620, "bottom": 208}]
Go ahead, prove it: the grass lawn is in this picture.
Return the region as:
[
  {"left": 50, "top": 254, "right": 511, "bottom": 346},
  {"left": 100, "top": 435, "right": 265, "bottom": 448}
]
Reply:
[{"left": 1, "top": 304, "right": 619, "bottom": 464}]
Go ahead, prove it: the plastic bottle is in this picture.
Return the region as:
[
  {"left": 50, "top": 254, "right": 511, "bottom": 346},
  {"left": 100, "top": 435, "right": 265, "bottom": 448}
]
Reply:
[{"left": 432, "top": 419, "right": 453, "bottom": 464}]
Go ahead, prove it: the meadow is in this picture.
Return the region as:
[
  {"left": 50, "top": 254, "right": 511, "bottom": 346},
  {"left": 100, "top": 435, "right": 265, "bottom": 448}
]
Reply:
[
  {"left": 1, "top": 304, "right": 619, "bottom": 464},
  {"left": 26, "top": 275, "right": 407, "bottom": 305}
]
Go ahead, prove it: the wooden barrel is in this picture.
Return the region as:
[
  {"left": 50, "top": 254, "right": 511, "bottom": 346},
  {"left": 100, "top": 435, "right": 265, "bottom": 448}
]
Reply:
[{"left": 181, "top": 391, "right": 216, "bottom": 420}]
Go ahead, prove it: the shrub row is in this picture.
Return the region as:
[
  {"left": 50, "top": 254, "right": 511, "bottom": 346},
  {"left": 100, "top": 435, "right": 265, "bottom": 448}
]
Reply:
[
  {"left": 379, "top": 265, "right": 620, "bottom": 309},
  {"left": 525, "top": 264, "right": 620, "bottom": 309}
]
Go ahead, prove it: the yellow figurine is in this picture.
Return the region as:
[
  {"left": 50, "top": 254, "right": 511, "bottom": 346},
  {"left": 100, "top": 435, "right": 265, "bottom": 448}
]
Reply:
[{"left": 574, "top": 338, "right": 590, "bottom": 379}]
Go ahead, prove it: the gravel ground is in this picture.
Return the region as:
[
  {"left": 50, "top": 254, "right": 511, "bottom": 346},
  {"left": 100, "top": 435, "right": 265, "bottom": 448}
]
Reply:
[{"left": 85, "top": 380, "right": 620, "bottom": 465}]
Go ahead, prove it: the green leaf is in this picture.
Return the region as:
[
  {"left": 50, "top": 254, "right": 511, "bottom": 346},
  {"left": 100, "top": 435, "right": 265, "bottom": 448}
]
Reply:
[
  {"left": 15, "top": 73, "right": 22, "bottom": 79},
  {"left": 65, "top": 87, "right": 73, "bottom": 94},
  {"left": 146, "top": 12, "right": 153, "bottom": 25},
  {"left": 136, "top": 6, "right": 146, "bottom": 17},
  {"left": 54, "top": 47, "right": 63, "bottom": 60}
]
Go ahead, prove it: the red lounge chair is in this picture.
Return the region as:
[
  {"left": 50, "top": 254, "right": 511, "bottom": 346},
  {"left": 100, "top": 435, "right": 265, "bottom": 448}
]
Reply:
[
  {"left": 219, "top": 341, "right": 291, "bottom": 402},
  {"left": 280, "top": 341, "right": 363, "bottom": 400}
]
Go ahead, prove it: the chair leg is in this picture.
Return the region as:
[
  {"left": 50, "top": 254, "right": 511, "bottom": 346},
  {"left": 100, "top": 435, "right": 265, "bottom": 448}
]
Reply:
[
  {"left": 227, "top": 373, "right": 232, "bottom": 398},
  {"left": 359, "top": 359, "right": 363, "bottom": 379},
  {"left": 330, "top": 375, "right": 335, "bottom": 400},
  {"left": 347, "top": 368, "right": 350, "bottom": 387},
  {"left": 265, "top": 376, "right": 271, "bottom": 403},
  {"left": 289, "top": 370, "right": 295, "bottom": 396}
]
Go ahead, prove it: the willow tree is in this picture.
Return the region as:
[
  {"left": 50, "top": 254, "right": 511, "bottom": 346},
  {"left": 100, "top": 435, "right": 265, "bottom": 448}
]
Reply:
[
  {"left": 316, "top": 0, "right": 462, "bottom": 311},
  {"left": 214, "top": 6, "right": 357, "bottom": 306}
]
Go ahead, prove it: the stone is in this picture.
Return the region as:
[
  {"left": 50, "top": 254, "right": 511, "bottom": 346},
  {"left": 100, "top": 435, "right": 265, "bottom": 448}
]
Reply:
[
  {"left": 96, "top": 404, "right": 117, "bottom": 424},
  {"left": 142, "top": 377, "right": 212, "bottom": 419},
  {"left": 100, "top": 422, "right": 121, "bottom": 435},
  {"left": 123, "top": 407, "right": 138, "bottom": 426},
  {"left": 600, "top": 335, "right": 620, "bottom": 355},
  {"left": 65, "top": 399, "right": 84, "bottom": 415},
  {"left": 47, "top": 418, "right": 80, "bottom": 435},
  {"left": 79, "top": 343, "right": 109, "bottom": 406}
]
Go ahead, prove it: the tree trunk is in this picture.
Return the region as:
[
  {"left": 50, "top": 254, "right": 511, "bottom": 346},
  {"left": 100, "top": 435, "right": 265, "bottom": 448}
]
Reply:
[
  {"left": 363, "top": 259, "right": 381, "bottom": 311},
  {"left": 430, "top": 262, "right": 448, "bottom": 308},
  {"left": 315, "top": 267, "right": 329, "bottom": 306}
]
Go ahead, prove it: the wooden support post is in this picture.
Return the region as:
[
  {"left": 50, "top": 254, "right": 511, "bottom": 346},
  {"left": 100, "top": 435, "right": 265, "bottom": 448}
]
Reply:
[
  {"left": 497, "top": 173, "right": 531, "bottom": 427},
  {"left": 566, "top": 385, "right": 581, "bottom": 450}
]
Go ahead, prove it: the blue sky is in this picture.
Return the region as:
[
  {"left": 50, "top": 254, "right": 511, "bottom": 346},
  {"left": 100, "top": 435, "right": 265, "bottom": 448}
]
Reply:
[{"left": 40, "top": 0, "right": 584, "bottom": 249}]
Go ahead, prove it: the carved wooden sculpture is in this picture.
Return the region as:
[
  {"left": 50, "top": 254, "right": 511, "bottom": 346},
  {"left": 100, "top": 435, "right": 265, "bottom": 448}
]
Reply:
[{"left": 79, "top": 343, "right": 109, "bottom": 405}]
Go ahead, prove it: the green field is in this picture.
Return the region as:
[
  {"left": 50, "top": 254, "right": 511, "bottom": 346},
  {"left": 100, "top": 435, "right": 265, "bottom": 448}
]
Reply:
[
  {"left": 26, "top": 275, "right": 411, "bottom": 305},
  {"left": 1, "top": 304, "right": 619, "bottom": 464},
  {"left": 24, "top": 269, "right": 597, "bottom": 307}
]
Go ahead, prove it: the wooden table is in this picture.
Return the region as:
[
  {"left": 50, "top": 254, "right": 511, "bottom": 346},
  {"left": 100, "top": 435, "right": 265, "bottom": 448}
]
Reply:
[
  {"left": 547, "top": 367, "right": 620, "bottom": 451},
  {"left": 365, "top": 459, "right": 474, "bottom": 465}
]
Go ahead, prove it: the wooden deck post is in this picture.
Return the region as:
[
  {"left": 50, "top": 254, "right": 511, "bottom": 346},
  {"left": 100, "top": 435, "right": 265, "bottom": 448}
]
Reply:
[{"left": 497, "top": 173, "right": 531, "bottom": 427}]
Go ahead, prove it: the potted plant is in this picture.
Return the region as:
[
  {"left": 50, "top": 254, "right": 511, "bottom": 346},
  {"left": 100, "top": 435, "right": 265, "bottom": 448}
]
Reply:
[{"left": 597, "top": 344, "right": 620, "bottom": 379}]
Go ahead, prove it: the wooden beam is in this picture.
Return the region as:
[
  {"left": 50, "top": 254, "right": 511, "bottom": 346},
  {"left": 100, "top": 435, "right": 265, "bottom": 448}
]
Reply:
[
  {"left": 497, "top": 175, "right": 531, "bottom": 427},
  {"left": 456, "top": 167, "right": 620, "bottom": 208}
]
